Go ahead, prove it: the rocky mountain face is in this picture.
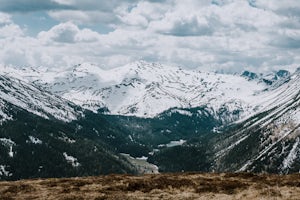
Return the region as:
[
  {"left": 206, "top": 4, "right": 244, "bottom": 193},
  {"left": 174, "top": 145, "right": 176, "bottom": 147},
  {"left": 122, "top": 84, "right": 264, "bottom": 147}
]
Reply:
[
  {"left": 241, "top": 69, "right": 290, "bottom": 84},
  {"left": 0, "top": 62, "right": 299, "bottom": 179},
  {"left": 212, "top": 69, "right": 300, "bottom": 173}
]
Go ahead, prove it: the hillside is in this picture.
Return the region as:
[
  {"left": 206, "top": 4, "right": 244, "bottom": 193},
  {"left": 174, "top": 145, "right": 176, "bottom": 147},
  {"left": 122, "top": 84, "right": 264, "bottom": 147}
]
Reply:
[
  {"left": 0, "top": 74, "right": 139, "bottom": 180},
  {"left": 0, "top": 173, "right": 299, "bottom": 200},
  {"left": 211, "top": 69, "right": 300, "bottom": 173}
]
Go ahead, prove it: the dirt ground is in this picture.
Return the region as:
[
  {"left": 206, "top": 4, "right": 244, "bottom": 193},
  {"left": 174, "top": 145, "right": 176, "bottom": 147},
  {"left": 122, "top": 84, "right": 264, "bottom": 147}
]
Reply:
[{"left": 0, "top": 172, "right": 299, "bottom": 200}]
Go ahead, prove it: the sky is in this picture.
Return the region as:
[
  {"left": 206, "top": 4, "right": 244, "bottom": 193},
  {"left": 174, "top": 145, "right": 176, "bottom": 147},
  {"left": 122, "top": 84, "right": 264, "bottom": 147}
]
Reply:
[{"left": 0, "top": 0, "right": 299, "bottom": 73}]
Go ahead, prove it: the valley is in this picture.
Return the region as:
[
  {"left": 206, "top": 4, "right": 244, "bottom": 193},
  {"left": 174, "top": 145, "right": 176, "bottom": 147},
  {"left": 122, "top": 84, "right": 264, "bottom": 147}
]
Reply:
[{"left": 0, "top": 61, "right": 299, "bottom": 180}]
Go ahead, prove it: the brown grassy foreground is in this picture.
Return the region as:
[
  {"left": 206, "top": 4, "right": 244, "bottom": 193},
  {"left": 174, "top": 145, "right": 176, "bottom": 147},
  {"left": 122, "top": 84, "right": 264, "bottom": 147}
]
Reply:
[{"left": 0, "top": 173, "right": 300, "bottom": 200}]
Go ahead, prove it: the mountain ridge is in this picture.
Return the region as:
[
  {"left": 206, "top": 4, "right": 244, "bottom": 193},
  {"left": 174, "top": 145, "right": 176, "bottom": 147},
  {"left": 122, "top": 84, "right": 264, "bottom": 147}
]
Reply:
[{"left": 1, "top": 61, "right": 279, "bottom": 121}]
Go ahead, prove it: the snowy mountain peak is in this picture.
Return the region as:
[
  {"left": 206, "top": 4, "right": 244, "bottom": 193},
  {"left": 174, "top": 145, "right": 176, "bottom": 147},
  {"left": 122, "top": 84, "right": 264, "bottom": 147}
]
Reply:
[
  {"left": 1, "top": 61, "right": 297, "bottom": 122},
  {"left": 241, "top": 70, "right": 259, "bottom": 80},
  {"left": 241, "top": 69, "right": 291, "bottom": 85},
  {"left": 276, "top": 69, "right": 290, "bottom": 78},
  {"left": 1, "top": 62, "right": 269, "bottom": 119}
]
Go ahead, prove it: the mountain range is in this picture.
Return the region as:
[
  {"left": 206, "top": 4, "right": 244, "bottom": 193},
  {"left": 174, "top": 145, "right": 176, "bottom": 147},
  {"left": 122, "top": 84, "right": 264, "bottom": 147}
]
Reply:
[{"left": 0, "top": 61, "right": 299, "bottom": 180}]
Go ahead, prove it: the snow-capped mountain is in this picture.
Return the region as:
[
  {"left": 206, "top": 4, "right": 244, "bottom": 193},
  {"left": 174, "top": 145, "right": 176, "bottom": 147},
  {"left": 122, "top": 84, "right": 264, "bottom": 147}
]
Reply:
[
  {"left": 2, "top": 61, "right": 274, "bottom": 121},
  {"left": 241, "top": 69, "right": 290, "bottom": 84},
  {"left": 0, "top": 73, "right": 81, "bottom": 124},
  {"left": 212, "top": 68, "right": 300, "bottom": 173},
  {"left": 0, "top": 62, "right": 299, "bottom": 178}
]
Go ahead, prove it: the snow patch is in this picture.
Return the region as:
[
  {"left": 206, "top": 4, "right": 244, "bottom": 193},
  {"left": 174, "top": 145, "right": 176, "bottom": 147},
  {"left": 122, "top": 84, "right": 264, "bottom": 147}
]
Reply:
[
  {"left": 0, "top": 165, "right": 12, "bottom": 177},
  {"left": 27, "top": 136, "right": 42, "bottom": 144},
  {"left": 8, "top": 146, "right": 14, "bottom": 158},
  {"left": 282, "top": 138, "right": 299, "bottom": 170},
  {"left": 136, "top": 156, "right": 148, "bottom": 160},
  {"left": 63, "top": 152, "right": 80, "bottom": 167},
  {"left": 159, "top": 139, "right": 186, "bottom": 148},
  {"left": 172, "top": 109, "right": 193, "bottom": 117},
  {"left": 0, "top": 138, "right": 15, "bottom": 146}
]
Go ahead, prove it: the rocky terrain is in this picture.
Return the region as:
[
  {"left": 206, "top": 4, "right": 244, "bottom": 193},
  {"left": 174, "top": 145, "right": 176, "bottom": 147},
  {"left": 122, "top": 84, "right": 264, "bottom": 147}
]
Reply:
[{"left": 0, "top": 173, "right": 300, "bottom": 200}]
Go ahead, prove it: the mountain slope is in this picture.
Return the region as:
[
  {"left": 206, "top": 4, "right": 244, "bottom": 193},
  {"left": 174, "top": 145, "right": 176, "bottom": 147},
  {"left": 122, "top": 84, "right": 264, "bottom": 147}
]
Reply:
[
  {"left": 0, "top": 109, "right": 138, "bottom": 180},
  {"left": 212, "top": 69, "right": 300, "bottom": 173},
  {"left": 0, "top": 74, "right": 81, "bottom": 123},
  {"left": 0, "top": 74, "right": 138, "bottom": 180},
  {"left": 148, "top": 69, "right": 300, "bottom": 174}
]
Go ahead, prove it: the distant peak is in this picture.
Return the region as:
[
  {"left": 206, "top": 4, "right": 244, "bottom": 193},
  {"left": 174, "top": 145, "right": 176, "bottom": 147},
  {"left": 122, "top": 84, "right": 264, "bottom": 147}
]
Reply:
[
  {"left": 133, "top": 60, "right": 163, "bottom": 68},
  {"left": 241, "top": 70, "right": 258, "bottom": 80},
  {"left": 276, "top": 70, "right": 290, "bottom": 78}
]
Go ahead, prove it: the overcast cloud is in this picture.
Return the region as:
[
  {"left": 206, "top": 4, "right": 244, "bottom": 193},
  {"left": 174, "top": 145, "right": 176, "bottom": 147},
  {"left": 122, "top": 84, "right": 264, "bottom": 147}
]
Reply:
[{"left": 0, "top": 0, "right": 299, "bottom": 72}]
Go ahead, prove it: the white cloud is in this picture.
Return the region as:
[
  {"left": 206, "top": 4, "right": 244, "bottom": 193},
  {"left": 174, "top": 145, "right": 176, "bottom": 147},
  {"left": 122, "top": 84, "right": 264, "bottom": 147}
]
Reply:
[
  {"left": 0, "top": 24, "right": 23, "bottom": 38},
  {"left": 38, "top": 22, "right": 100, "bottom": 43},
  {"left": 0, "top": 12, "right": 23, "bottom": 38},
  {"left": 116, "top": 1, "right": 167, "bottom": 28},
  {"left": 0, "top": 22, "right": 101, "bottom": 68},
  {"left": 0, "top": 12, "right": 11, "bottom": 25},
  {"left": 255, "top": 0, "right": 300, "bottom": 14},
  {"left": 269, "top": 29, "right": 300, "bottom": 49},
  {"left": 0, "top": 0, "right": 299, "bottom": 73},
  {"left": 48, "top": 10, "right": 118, "bottom": 25}
]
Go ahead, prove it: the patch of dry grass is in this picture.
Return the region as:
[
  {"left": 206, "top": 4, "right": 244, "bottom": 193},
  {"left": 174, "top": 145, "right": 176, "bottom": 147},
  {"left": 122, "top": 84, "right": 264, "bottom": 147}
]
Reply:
[{"left": 0, "top": 173, "right": 299, "bottom": 200}]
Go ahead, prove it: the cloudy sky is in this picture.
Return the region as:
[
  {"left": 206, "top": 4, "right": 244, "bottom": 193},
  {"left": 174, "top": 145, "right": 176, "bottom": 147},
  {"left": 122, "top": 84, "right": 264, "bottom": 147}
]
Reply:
[{"left": 0, "top": 0, "right": 299, "bottom": 72}]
